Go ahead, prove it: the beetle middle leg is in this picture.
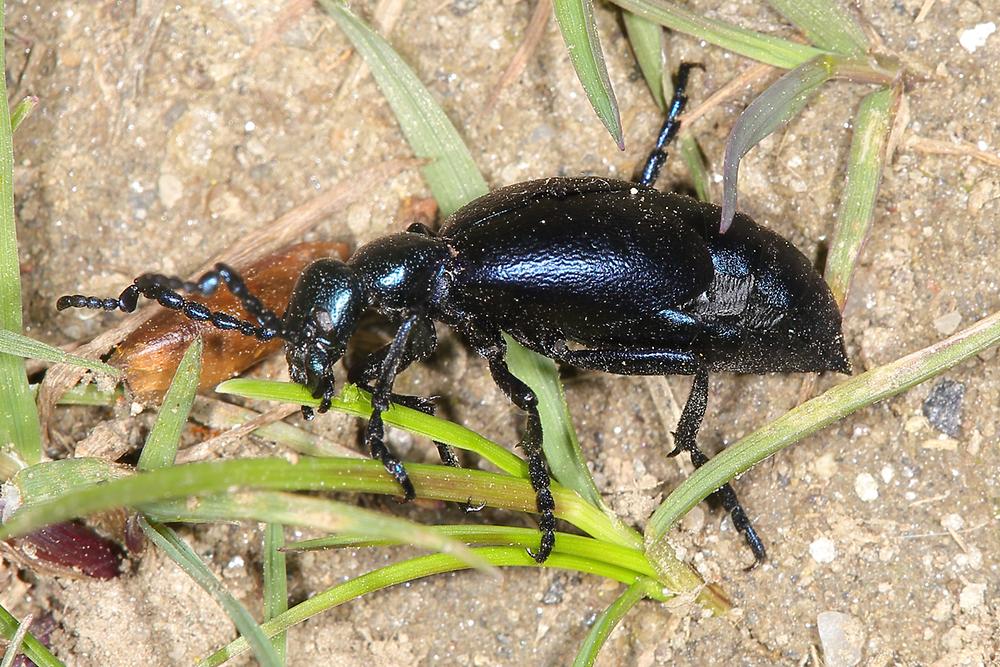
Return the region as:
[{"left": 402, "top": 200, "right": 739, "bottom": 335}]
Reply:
[
  {"left": 637, "top": 62, "right": 702, "bottom": 188},
  {"left": 460, "top": 325, "right": 556, "bottom": 562}
]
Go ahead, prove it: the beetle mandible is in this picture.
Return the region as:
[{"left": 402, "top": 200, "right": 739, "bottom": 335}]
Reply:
[{"left": 58, "top": 65, "right": 850, "bottom": 566}]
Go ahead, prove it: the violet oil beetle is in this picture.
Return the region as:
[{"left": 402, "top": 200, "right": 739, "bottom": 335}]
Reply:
[{"left": 58, "top": 65, "right": 850, "bottom": 566}]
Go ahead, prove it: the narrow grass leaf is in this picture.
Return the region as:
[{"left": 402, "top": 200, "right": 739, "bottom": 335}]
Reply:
[
  {"left": 286, "top": 524, "right": 658, "bottom": 578},
  {"left": 142, "top": 491, "right": 492, "bottom": 572},
  {"left": 679, "top": 133, "right": 711, "bottom": 202},
  {"left": 825, "top": 86, "right": 896, "bottom": 308},
  {"left": 0, "top": 4, "right": 41, "bottom": 463},
  {"left": 609, "top": 0, "right": 824, "bottom": 69},
  {"left": 138, "top": 517, "right": 281, "bottom": 667},
  {"left": 765, "top": 0, "right": 868, "bottom": 56},
  {"left": 200, "top": 547, "right": 676, "bottom": 667},
  {"left": 318, "top": 0, "right": 487, "bottom": 217},
  {"left": 31, "top": 382, "right": 122, "bottom": 406},
  {"left": 9, "top": 458, "right": 128, "bottom": 508},
  {"left": 138, "top": 338, "right": 202, "bottom": 471},
  {"left": 9, "top": 96, "right": 38, "bottom": 133},
  {"left": 553, "top": 0, "right": 624, "bottom": 148},
  {"left": 720, "top": 55, "right": 834, "bottom": 232},
  {"left": 0, "top": 330, "right": 120, "bottom": 376},
  {"left": 1, "top": 612, "right": 30, "bottom": 667},
  {"left": 647, "top": 310, "right": 1000, "bottom": 545},
  {"left": 0, "top": 605, "right": 62, "bottom": 667},
  {"left": 623, "top": 12, "right": 666, "bottom": 111},
  {"left": 217, "top": 379, "right": 528, "bottom": 476},
  {"left": 263, "top": 523, "right": 287, "bottom": 662},
  {"left": 572, "top": 579, "right": 655, "bottom": 667}
]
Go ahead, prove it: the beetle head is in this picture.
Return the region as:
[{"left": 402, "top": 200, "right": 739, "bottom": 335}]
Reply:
[{"left": 282, "top": 258, "right": 367, "bottom": 414}]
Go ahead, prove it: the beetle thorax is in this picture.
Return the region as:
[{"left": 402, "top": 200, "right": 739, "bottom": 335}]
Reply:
[{"left": 349, "top": 232, "right": 451, "bottom": 312}]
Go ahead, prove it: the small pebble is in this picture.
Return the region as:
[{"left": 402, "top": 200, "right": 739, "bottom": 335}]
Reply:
[
  {"left": 958, "top": 583, "right": 985, "bottom": 612},
  {"left": 922, "top": 379, "right": 965, "bottom": 437},
  {"left": 810, "top": 537, "right": 837, "bottom": 563},
  {"left": 941, "top": 513, "right": 964, "bottom": 532},
  {"left": 854, "top": 473, "right": 879, "bottom": 502},
  {"left": 817, "top": 611, "right": 865, "bottom": 667},
  {"left": 933, "top": 310, "right": 962, "bottom": 335},
  {"left": 959, "top": 22, "right": 996, "bottom": 53}
]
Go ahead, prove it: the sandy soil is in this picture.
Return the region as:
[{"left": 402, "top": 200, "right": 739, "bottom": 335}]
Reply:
[{"left": 2, "top": 0, "right": 997, "bottom": 665}]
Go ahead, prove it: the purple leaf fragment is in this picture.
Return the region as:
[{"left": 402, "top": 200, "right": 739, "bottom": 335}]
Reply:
[{"left": 720, "top": 56, "right": 834, "bottom": 232}]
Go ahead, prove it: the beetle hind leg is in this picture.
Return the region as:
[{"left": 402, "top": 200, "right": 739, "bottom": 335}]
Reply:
[
  {"left": 673, "top": 366, "right": 767, "bottom": 568},
  {"left": 637, "top": 62, "right": 703, "bottom": 188}
]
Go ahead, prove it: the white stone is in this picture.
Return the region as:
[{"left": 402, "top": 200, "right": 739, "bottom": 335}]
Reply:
[
  {"left": 854, "top": 472, "right": 879, "bottom": 502},
  {"left": 959, "top": 583, "right": 986, "bottom": 611},
  {"left": 817, "top": 611, "right": 865, "bottom": 667},
  {"left": 810, "top": 537, "right": 837, "bottom": 563},
  {"left": 959, "top": 22, "right": 996, "bottom": 53}
]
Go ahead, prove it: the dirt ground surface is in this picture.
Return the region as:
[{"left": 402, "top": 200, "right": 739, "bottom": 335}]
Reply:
[{"left": 2, "top": 0, "right": 998, "bottom": 665}]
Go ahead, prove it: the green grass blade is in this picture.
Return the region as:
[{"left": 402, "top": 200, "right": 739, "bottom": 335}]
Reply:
[
  {"left": 9, "top": 458, "right": 128, "bottom": 508},
  {"left": 0, "top": 4, "right": 41, "bottom": 463},
  {"left": 503, "top": 335, "right": 604, "bottom": 508},
  {"left": 217, "top": 379, "right": 528, "bottom": 476},
  {"left": 0, "top": 330, "right": 121, "bottom": 376},
  {"left": 31, "top": 382, "right": 122, "bottom": 406},
  {"left": 0, "top": 457, "right": 635, "bottom": 550},
  {"left": 721, "top": 55, "right": 834, "bottom": 231},
  {"left": 286, "top": 524, "right": 657, "bottom": 578},
  {"left": 200, "top": 546, "right": 671, "bottom": 667},
  {"left": 766, "top": 0, "right": 868, "bottom": 56},
  {"left": 317, "top": 0, "right": 487, "bottom": 217},
  {"left": 623, "top": 11, "right": 666, "bottom": 111},
  {"left": 1, "top": 612, "right": 30, "bottom": 667},
  {"left": 137, "top": 517, "right": 281, "bottom": 667},
  {"left": 825, "top": 86, "right": 896, "bottom": 308},
  {"left": 646, "top": 310, "right": 1000, "bottom": 545},
  {"left": 553, "top": 0, "right": 624, "bottom": 148},
  {"left": 142, "top": 491, "right": 492, "bottom": 572},
  {"left": 9, "top": 96, "right": 38, "bottom": 133},
  {"left": 137, "top": 338, "right": 202, "bottom": 471},
  {"left": 572, "top": 578, "right": 655, "bottom": 667},
  {"left": 263, "top": 523, "right": 287, "bottom": 662},
  {"left": 679, "top": 132, "right": 711, "bottom": 202},
  {"left": 0, "top": 604, "right": 62, "bottom": 667},
  {"left": 609, "top": 0, "right": 824, "bottom": 69}
]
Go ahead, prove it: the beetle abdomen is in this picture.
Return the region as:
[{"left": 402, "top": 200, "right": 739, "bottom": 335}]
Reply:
[{"left": 444, "top": 178, "right": 713, "bottom": 343}]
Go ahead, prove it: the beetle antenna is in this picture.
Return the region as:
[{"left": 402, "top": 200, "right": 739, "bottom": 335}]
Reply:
[
  {"left": 57, "top": 274, "right": 282, "bottom": 342},
  {"left": 125, "top": 264, "right": 283, "bottom": 331},
  {"left": 637, "top": 62, "right": 704, "bottom": 188}
]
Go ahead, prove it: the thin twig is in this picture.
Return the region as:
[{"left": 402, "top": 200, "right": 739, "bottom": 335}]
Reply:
[
  {"left": 679, "top": 62, "right": 774, "bottom": 128},
  {"left": 175, "top": 403, "right": 301, "bottom": 464},
  {"left": 905, "top": 135, "right": 1000, "bottom": 168},
  {"left": 483, "top": 0, "right": 552, "bottom": 115},
  {"left": 915, "top": 0, "right": 938, "bottom": 23}
]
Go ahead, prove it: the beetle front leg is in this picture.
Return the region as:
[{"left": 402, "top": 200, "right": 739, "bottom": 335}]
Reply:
[
  {"left": 365, "top": 313, "right": 422, "bottom": 501},
  {"left": 674, "top": 365, "right": 767, "bottom": 569}
]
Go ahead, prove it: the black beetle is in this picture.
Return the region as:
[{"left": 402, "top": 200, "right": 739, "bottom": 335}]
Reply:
[{"left": 58, "top": 65, "right": 849, "bottom": 566}]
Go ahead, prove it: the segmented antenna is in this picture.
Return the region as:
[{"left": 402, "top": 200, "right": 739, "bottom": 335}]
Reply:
[{"left": 57, "top": 270, "right": 282, "bottom": 342}]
